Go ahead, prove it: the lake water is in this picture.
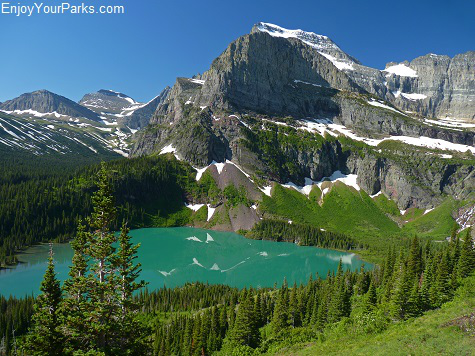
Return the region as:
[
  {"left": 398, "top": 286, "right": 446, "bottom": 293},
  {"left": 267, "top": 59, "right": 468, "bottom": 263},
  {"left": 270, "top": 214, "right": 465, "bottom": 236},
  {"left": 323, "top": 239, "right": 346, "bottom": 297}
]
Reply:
[{"left": 0, "top": 227, "right": 369, "bottom": 297}]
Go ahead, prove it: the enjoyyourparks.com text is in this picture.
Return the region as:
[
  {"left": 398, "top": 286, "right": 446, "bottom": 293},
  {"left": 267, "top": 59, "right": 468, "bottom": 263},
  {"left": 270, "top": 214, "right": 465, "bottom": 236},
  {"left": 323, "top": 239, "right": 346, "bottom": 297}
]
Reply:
[{"left": 1, "top": 2, "right": 125, "bottom": 17}]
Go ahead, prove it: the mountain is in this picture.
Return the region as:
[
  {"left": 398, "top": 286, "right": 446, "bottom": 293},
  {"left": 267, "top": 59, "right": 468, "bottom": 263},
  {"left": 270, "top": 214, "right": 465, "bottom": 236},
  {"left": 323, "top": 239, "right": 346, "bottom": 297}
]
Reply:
[
  {"left": 132, "top": 22, "right": 475, "bottom": 213},
  {"left": 0, "top": 89, "right": 101, "bottom": 122},
  {"left": 123, "top": 87, "right": 171, "bottom": 129},
  {"left": 79, "top": 88, "right": 170, "bottom": 129},
  {"left": 0, "top": 110, "right": 124, "bottom": 159},
  {"left": 0, "top": 88, "right": 169, "bottom": 158},
  {"left": 253, "top": 23, "right": 475, "bottom": 121},
  {"left": 383, "top": 52, "right": 475, "bottom": 120}
]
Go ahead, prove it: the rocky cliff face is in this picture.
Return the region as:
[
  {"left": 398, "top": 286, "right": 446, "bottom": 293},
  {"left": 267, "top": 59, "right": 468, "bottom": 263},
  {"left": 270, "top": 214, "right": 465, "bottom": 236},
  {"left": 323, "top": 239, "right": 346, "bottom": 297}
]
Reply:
[
  {"left": 384, "top": 52, "right": 475, "bottom": 120},
  {"left": 132, "top": 22, "right": 475, "bottom": 210},
  {"left": 0, "top": 90, "right": 101, "bottom": 121},
  {"left": 125, "top": 87, "right": 171, "bottom": 129}
]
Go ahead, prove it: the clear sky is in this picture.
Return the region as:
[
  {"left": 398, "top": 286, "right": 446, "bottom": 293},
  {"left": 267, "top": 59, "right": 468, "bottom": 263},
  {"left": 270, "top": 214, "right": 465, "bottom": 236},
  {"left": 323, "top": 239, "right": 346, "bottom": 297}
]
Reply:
[{"left": 0, "top": 0, "right": 474, "bottom": 103}]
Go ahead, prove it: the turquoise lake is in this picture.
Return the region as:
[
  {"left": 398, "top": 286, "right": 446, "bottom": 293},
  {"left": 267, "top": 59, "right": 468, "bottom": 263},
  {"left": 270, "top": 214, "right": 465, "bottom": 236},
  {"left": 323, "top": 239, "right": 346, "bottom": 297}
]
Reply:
[{"left": 0, "top": 227, "right": 369, "bottom": 297}]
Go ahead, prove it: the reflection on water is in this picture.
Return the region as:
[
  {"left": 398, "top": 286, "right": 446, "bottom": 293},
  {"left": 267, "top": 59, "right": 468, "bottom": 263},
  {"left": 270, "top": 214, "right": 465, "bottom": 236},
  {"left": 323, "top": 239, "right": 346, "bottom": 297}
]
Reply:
[{"left": 0, "top": 227, "right": 370, "bottom": 297}]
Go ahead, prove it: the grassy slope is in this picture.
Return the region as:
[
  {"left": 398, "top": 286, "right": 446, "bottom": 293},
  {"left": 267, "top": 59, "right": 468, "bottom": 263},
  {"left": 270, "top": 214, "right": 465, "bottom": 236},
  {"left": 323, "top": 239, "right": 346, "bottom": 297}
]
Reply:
[
  {"left": 259, "top": 181, "right": 462, "bottom": 263},
  {"left": 402, "top": 197, "right": 460, "bottom": 239},
  {"left": 277, "top": 275, "right": 475, "bottom": 356}
]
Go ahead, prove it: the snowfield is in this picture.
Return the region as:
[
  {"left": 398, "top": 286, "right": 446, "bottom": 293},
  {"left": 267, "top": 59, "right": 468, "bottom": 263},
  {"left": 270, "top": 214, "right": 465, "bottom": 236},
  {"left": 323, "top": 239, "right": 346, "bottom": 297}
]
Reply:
[{"left": 383, "top": 63, "right": 418, "bottom": 77}]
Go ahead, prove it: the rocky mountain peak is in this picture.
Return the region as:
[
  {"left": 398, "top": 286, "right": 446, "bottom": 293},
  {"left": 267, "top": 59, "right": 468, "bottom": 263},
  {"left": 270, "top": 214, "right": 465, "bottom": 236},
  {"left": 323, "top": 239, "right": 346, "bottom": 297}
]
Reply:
[
  {"left": 80, "top": 89, "right": 142, "bottom": 116},
  {"left": 0, "top": 89, "right": 101, "bottom": 122},
  {"left": 252, "top": 22, "right": 361, "bottom": 68}
]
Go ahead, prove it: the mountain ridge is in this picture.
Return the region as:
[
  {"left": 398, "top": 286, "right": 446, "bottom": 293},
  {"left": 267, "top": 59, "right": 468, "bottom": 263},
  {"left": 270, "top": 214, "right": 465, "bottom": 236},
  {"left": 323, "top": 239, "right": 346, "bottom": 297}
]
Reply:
[{"left": 131, "top": 22, "right": 475, "bottom": 212}]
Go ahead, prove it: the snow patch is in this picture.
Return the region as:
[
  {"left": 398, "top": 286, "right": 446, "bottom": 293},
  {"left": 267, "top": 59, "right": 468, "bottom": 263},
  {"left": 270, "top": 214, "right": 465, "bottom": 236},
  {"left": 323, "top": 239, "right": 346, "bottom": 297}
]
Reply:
[
  {"left": 367, "top": 99, "right": 406, "bottom": 115},
  {"left": 294, "top": 79, "right": 323, "bottom": 87},
  {"left": 423, "top": 208, "right": 434, "bottom": 215},
  {"left": 318, "top": 52, "right": 354, "bottom": 71},
  {"left": 256, "top": 22, "right": 339, "bottom": 51},
  {"left": 189, "top": 79, "right": 205, "bottom": 85},
  {"left": 260, "top": 186, "right": 272, "bottom": 197},
  {"left": 383, "top": 63, "right": 418, "bottom": 77},
  {"left": 283, "top": 170, "right": 360, "bottom": 197},
  {"left": 186, "top": 203, "right": 205, "bottom": 212},
  {"left": 207, "top": 204, "right": 216, "bottom": 221},
  {"left": 160, "top": 144, "right": 177, "bottom": 154},
  {"left": 425, "top": 117, "right": 475, "bottom": 129}
]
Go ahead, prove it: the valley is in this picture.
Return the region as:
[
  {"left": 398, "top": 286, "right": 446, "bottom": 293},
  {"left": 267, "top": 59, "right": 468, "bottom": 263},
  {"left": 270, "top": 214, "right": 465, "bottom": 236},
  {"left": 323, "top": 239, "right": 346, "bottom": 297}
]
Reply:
[{"left": 0, "top": 19, "right": 474, "bottom": 356}]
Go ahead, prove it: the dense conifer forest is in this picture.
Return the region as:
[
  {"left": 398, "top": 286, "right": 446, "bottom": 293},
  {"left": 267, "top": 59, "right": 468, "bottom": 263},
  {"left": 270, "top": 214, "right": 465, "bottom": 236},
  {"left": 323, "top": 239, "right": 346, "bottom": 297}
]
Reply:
[
  {"left": 1, "top": 157, "right": 475, "bottom": 355},
  {"left": 0, "top": 155, "right": 195, "bottom": 265},
  {"left": 247, "top": 219, "right": 363, "bottom": 250}
]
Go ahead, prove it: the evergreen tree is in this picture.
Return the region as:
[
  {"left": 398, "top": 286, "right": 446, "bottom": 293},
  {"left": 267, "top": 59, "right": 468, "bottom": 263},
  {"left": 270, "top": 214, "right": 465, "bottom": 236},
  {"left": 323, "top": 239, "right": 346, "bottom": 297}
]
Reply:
[
  {"left": 191, "top": 314, "right": 203, "bottom": 356},
  {"left": 271, "top": 279, "right": 289, "bottom": 333},
  {"left": 433, "top": 251, "right": 452, "bottom": 307},
  {"left": 420, "top": 254, "right": 435, "bottom": 310},
  {"left": 406, "top": 279, "right": 422, "bottom": 318},
  {"left": 289, "top": 282, "right": 299, "bottom": 327},
  {"left": 327, "top": 260, "right": 350, "bottom": 323},
  {"left": 62, "top": 222, "right": 91, "bottom": 350},
  {"left": 389, "top": 258, "right": 411, "bottom": 320},
  {"left": 363, "top": 281, "right": 377, "bottom": 312},
  {"left": 24, "top": 245, "right": 64, "bottom": 355},
  {"left": 229, "top": 291, "right": 259, "bottom": 348},
  {"left": 111, "top": 222, "right": 149, "bottom": 353},
  {"left": 61, "top": 163, "right": 148, "bottom": 354},
  {"left": 457, "top": 228, "right": 475, "bottom": 279},
  {"left": 407, "top": 236, "right": 423, "bottom": 278}
]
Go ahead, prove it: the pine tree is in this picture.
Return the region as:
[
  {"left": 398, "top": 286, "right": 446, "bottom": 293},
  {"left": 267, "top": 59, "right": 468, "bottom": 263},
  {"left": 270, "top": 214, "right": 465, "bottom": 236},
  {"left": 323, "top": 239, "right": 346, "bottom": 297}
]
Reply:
[
  {"left": 61, "top": 163, "right": 148, "bottom": 354},
  {"left": 407, "top": 236, "right": 423, "bottom": 278},
  {"left": 218, "top": 305, "right": 228, "bottom": 338},
  {"left": 363, "top": 281, "right": 377, "bottom": 312},
  {"left": 83, "top": 163, "right": 120, "bottom": 352},
  {"left": 420, "top": 254, "right": 435, "bottom": 310},
  {"left": 110, "top": 222, "right": 149, "bottom": 353},
  {"left": 327, "top": 260, "right": 350, "bottom": 323},
  {"left": 24, "top": 245, "right": 64, "bottom": 355},
  {"left": 457, "top": 228, "right": 475, "bottom": 279},
  {"left": 406, "top": 278, "right": 422, "bottom": 318},
  {"left": 230, "top": 291, "right": 259, "bottom": 348},
  {"left": 191, "top": 314, "right": 203, "bottom": 356},
  {"left": 433, "top": 251, "right": 452, "bottom": 307},
  {"left": 271, "top": 279, "right": 289, "bottom": 333},
  {"left": 389, "top": 257, "right": 411, "bottom": 320},
  {"left": 62, "top": 222, "right": 91, "bottom": 350},
  {"left": 289, "top": 282, "right": 299, "bottom": 327}
]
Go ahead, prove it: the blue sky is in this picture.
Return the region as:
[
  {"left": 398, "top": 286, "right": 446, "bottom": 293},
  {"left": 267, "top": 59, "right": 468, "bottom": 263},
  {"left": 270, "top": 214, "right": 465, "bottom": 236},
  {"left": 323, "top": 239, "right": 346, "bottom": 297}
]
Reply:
[{"left": 0, "top": 0, "right": 474, "bottom": 103}]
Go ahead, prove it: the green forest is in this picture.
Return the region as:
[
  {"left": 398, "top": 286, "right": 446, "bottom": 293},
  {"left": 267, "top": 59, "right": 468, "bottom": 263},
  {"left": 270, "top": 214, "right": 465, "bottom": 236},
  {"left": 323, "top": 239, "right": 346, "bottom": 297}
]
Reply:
[{"left": 0, "top": 158, "right": 474, "bottom": 355}]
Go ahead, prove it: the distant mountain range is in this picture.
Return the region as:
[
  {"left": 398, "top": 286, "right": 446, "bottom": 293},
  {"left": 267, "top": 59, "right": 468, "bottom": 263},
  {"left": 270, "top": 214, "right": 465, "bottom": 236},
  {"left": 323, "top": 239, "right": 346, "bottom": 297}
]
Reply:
[{"left": 0, "top": 87, "right": 168, "bottom": 157}]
